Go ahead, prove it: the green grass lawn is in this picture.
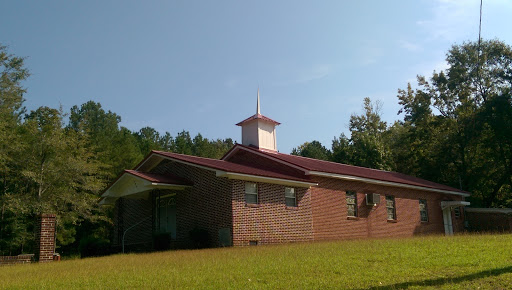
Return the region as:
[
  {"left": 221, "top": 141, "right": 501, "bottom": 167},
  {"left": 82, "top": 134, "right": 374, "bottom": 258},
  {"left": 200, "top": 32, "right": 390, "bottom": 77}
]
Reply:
[{"left": 2, "top": 234, "right": 512, "bottom": 289}]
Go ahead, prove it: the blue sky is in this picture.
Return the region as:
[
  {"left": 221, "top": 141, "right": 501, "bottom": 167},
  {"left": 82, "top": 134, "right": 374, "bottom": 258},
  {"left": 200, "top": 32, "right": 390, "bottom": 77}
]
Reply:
[{"left": 2, "top": 0, "right": 511, "bottom": 154}]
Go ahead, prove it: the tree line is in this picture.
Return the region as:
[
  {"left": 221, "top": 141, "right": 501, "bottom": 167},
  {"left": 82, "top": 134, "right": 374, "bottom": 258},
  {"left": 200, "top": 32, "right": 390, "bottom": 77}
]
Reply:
[
  {"left": 1, "top": 39, "right": 511, "bottom": 256},
  {"left": 0, "top": 44, "right": 233, "bottom": 255},
  {"left": 292, "top": 40, "right": 512, "bottom": 210}
]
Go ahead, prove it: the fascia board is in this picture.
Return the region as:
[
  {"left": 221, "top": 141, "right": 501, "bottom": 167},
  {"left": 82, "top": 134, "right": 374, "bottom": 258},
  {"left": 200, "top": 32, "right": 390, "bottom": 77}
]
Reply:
[
  {"left": 309, "top": 171, "right": 471, "bottom": 197},
  {"left": 441, "top": 201, "right": 471, "bottom": 209},
  {"left": 465, "top": 208, "right": 512, "bottom": 214}
]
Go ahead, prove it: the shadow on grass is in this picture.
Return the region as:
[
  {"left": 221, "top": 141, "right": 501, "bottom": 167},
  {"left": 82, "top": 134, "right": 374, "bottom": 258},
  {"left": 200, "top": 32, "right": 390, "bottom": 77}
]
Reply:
[{"left": 365, "top": 265, "right": 512, "bottom": 289}]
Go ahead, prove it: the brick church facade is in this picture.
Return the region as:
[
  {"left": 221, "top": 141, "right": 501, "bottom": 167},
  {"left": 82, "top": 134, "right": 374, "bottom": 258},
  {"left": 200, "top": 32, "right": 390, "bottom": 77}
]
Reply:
[{"left": 101, "top": 92, "right": 470, "bottom": 250}]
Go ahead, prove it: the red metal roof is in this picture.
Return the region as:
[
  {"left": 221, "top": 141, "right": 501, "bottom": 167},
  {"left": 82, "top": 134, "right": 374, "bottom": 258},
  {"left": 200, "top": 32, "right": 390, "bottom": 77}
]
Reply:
[
  {"left": 236, "top": 113, "right": 281, "bottom": 126},
  {"left": 152, "top": 150, "right": 314, "bottom": 184},
  {"left": 125, "top": 170, "right": 193, "bottom": 186},
  {"left": 230, "top": 145, "right": 469, "bottom": 194}
]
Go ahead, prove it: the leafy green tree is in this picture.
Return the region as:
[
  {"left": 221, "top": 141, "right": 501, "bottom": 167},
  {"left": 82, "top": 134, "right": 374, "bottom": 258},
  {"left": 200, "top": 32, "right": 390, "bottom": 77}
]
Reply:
[
  {"left": 174, "top": 130, "right": 194, "bottom": 155},
  {"left": 69, "top": 101, "right": 142, "bottom": 178},
  {"left": 2, "top": 107, "right": 105, "bottom": 251},
  {"left": 291, "top": 141, "right": 331, "bottom": 161},
  {"left": 348, "top": 98, "right": 392, "bottom": 170},
  {"left": 395, "top": 39, "right": 512, "bottom": 207},
  {"left": 135, "top": 126, "right": 162, "bottom": 154},
  {"left": 0, "top": 45, "right": 29, "bottom": 254},
  {"left": 331, "top": 133, "right": 351, "bottom": 164}
]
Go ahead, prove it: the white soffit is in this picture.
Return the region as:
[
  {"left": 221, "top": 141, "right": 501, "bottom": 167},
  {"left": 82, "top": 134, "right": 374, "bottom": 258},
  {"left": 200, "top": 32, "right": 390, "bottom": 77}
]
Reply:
[
  {"left": 441, "top": 201, "right": 471, "bottom": 209},
  {"left": 102, "top": 172, "right": 190, "bottom": 199}
]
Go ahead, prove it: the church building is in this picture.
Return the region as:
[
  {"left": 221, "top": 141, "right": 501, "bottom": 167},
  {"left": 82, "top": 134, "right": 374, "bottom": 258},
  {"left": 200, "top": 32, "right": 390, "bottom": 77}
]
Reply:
[{"left": 100, "top": 91, "right": 470, "bottom": 250}]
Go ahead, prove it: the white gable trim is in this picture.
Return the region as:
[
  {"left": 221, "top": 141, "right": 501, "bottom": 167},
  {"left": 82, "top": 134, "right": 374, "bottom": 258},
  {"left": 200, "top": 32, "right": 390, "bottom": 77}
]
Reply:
[
  {"left": 309, "top": 171, "right": 470, "bottom": 197},
  {"left": 215, "top": 171, "right": 317, "bottom": 188},
  {"left": 101, "top": 172, "right": 191, "bottom": 205}
]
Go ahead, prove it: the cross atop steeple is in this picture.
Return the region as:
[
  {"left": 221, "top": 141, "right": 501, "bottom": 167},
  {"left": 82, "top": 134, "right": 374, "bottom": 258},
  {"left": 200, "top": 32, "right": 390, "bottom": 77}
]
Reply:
[{"left": 257, "top": 88, "right": 261, "bottom": 115}]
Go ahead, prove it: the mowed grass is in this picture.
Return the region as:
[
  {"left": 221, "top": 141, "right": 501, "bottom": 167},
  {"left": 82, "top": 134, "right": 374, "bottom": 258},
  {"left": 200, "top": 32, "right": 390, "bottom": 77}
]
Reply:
[{"left": 2, "top": 234, "right": 512, "bottom": 289}]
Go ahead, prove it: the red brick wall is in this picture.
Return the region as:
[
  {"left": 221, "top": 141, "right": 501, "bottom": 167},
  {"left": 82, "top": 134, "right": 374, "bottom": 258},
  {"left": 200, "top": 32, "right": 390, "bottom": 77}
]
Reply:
[
  {"left": 35, "top": 214, "right": 56, "bottom": 263},
  {"left": 231, "top": 180, "right": 314, "bottom": 246},
  {"left": 0, "top": 255, "right": 34, "bottom": 266},
  {"left": 151, "top": 160, "right": 233, "bottom": 248},
  {"left": 112, "top": 197, "right": 153, "bottom": 250},
  {"left": 310, "top": 177, "right": 464, "bottom": 240}
]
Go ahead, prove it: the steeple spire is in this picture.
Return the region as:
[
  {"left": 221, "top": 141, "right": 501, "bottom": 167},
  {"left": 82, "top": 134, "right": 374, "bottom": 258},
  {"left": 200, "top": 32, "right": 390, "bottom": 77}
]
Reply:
[{"left": 257, "top": 88, "right": 260, "bottom": 115}]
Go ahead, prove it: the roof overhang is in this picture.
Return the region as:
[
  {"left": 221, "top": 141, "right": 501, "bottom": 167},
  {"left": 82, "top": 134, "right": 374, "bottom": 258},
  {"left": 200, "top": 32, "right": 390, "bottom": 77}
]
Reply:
[
  {"left": 441, "top": 201, "right": 471, "bottom": 210},
  {"left": 144, "top": 151, "right": 316, "bottom": 188},
  {"left": 310, "top": 171, "right": 471, "bottom": 197},
  {"left": 215, "top": 171, "right": 317, "bottom": 188},
  {"left": 464, "top": 207, "right": 512, "bottom": 214},
  {"left": 100, "top": 171, "right": 191, "bottom": 205}
]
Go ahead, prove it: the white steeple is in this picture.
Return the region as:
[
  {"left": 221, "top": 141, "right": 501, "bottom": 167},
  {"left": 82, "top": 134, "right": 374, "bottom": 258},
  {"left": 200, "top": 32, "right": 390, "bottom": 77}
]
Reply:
[{"left": 236, "top": 89, "right": 280, "bottom": 152}]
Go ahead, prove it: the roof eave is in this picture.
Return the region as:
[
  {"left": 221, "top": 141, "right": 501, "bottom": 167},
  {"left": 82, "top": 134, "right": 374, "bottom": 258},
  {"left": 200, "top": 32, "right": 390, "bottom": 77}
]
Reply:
[{"left": 309, "top": 171, "right": 470, "bottom": 197}]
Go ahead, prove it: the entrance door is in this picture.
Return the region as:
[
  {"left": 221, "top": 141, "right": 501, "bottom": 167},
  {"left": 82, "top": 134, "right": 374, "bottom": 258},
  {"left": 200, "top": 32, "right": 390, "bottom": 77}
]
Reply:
[
  {"left": 157, "top": 195, "right": 176, "bottom": 239},
  {"left": 442, "top": 207, "right": 454, "bottom": 235}
]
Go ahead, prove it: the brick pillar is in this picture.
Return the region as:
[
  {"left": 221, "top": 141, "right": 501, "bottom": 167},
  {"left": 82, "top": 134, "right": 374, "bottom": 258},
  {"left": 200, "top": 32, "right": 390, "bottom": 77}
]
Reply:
[{"left": 35, "top": 214, "right": 56, "bottom": 263}]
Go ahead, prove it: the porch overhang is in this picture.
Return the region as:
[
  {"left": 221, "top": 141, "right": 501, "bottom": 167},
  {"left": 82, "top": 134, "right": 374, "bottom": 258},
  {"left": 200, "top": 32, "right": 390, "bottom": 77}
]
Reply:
[
  {"left": 441, "top": 201, "right": 471, "bottom": 210},
  {"left": 100, "top": 170, "right": 192, "bottom": 205}
]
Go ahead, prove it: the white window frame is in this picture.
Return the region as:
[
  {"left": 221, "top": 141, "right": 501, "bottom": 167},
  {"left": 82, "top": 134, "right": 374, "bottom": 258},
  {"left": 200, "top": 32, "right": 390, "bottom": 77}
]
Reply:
[
  {"left": 346, "top": 191, "right": 357, "bottom": 217},
  {"left": 245, "top": 182, "right": 258, "bottom": 204},
  {"left": 285, "top": 187, "right": 296, "bottom": 207},
  {"left": 454, "top": 206, "right": 461, "bottom": 218},
  {"left": 419, "top": 199, "right": 428, "bottom": 222},
  {"left": 386, "top": 195, "right": 396, "bottom": 220}
]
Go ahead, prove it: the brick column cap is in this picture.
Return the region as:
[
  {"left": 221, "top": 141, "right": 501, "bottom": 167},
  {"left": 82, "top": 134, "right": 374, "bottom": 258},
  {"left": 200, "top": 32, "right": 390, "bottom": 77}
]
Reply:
[{"left": 40, "top": 213, "right": 56, "bottom": 218}]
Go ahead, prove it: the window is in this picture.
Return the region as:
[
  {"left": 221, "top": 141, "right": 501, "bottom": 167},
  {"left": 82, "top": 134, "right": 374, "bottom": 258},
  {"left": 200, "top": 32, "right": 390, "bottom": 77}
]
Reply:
[
  {"left": 249, "top": 240, "right": 258, "bottom": 246},
  {"left": 419, "top": 199, "right": 428, "bottom": 222},
  {"left": 285, "top": 187, "right": 296, "bottom": 207},
  {"left": 245, "top": 183, "right": 258, "bottom": 204},
  {"left": 454, "top": 206, "right": 461, "bottom": 218},
  {"left": 386, "top": 195, "right": 396, "bottom": 220},
  {"left": 346, "top": 191, "right": 357, "bottom": 217}
]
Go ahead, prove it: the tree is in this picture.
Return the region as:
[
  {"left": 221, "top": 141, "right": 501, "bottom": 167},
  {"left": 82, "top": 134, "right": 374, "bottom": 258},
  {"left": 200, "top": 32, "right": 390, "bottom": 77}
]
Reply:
[
  {"left": 291, "top": 141, "right": 331, "bottom": 161},
  {"left": 0, "top": 45, "right": 29, "bottom": 254},
  {"left": 1, "top": 106, "right": 106, "bottom": 253},
  {"left": 69, "top": 101, "right": 142, "bottom": 178},
  {"left": 395, "top": 39, "right": 512, "bottom": 207},
  {"left": 348, "top": 98, "right": 392, "bottom": 170}
]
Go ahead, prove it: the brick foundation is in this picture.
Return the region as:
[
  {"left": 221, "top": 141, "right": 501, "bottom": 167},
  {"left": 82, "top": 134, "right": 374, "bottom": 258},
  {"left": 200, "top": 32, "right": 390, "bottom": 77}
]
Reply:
[
  {"left": 35, "top": 214, "right": 56, "bottom": 263},
  {"left": 0, "top": 254, "right": 35, "bottom": 266}
]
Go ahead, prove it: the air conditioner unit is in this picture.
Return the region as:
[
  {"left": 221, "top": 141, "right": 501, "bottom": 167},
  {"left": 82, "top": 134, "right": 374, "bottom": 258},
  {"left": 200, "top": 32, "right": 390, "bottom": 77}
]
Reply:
[{"left": 366, "top": 193, "right": 380, "bottom": 206}]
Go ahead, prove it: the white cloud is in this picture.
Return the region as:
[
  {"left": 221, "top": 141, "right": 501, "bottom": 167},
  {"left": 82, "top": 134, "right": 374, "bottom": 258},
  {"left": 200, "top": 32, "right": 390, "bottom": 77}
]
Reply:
[
  {"left": 272, "top": 63, "right": 332, "bottom": 86},
  {"left": 417, "top": 0, "right": 480, "bottom": 42},
  {"left": 399, "top": 40, "right": 422, "bottom": 52},
  {"left": 295, "top": 64, "right": 331, "bottom": 83}
]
